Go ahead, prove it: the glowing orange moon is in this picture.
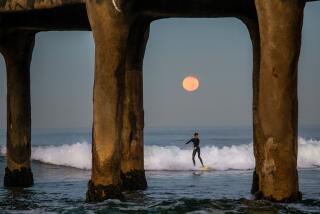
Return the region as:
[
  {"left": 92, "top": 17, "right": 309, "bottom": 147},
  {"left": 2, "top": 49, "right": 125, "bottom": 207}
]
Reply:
[{"left": 182, "top": 76, "right": 199, "bottom": 92}]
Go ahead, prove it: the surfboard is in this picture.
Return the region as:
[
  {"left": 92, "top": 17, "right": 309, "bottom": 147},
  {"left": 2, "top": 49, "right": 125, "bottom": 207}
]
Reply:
[
  {"left": 199, "top": 165, "right": 211, "bottom": 171},
  {"left": 192, "top": 166, "right": 213, "bottom": 175}
]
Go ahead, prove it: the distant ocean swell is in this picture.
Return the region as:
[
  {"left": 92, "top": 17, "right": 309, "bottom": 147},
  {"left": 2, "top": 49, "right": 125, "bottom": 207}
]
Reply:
[{"left": 1, "top": 137, "right": 320, "bottom": 171}]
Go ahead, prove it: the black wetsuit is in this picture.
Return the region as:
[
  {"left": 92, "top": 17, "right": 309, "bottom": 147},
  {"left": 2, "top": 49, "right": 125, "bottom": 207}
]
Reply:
[{"left": 186, "top": 137, "right": 204, "bottom": 166}]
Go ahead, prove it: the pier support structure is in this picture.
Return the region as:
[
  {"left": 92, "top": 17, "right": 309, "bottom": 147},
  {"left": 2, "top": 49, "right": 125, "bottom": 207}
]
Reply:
[
  {"left": 0, "top": 0, "right": 311, "bottom": 203},
  {"left": 252, "top": 0, "right": 305, "bottom": 202},
  {"left": 240, "top": 16, "right": 260, "bottom": 196},
  {"left": 0, "top": 30, "right": 35, "bottom": 187},
  {"left": 120, "top": 18, "right": 150, "bottom": 191},
  {"left": 85, "top": 0, "right": 134, "bottom": 202}
]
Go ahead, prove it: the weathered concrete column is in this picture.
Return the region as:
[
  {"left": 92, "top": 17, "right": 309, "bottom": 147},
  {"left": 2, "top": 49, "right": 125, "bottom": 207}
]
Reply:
[
  {"left": 240, "top": 17, "right": 261, "bottom": 196},
  {"left": 85, "top": 0, "right": 134, "bottom": 202},
  {"left": 120, "top": 18, "right": 150, "bottom": 191},
  {"left": 0, "top": 30, "right": 35, "bottom": 187},
  {"left": 254, "top": 0, "right": 305, "bottom": 202}
]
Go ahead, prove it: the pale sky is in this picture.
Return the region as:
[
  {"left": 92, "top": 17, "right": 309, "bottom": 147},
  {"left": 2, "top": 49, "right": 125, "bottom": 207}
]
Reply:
[{"left": 1, "top": 2, "right": 320, "bottom": 129}]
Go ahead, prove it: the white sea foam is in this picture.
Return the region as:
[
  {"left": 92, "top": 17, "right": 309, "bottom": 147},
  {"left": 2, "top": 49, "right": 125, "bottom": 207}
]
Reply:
[
  {"left": 0, "top": 145, "right": 6, "bottom": 155},
  {"left": 32, "top": 142, "right": 92, "bottom": 170},
  {"left": 0, "top": 138, "right": 320, "bottom": 171},
  {"left": 144, "top": 144, "right": 255, "bottom": 171},
  {"left": 297, "top": 137, "right": 320, "bottom": 168}
]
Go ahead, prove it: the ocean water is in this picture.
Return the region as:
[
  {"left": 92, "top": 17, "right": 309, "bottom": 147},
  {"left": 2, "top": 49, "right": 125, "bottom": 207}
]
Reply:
[{"left": 0, "top": 127, "right": 319, "bottom": 213}]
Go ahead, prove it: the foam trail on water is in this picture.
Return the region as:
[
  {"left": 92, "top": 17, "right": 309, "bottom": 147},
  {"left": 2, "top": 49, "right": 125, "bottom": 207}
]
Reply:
[{"left": 0, "top": 138, "right": 320, "bottom": 171}]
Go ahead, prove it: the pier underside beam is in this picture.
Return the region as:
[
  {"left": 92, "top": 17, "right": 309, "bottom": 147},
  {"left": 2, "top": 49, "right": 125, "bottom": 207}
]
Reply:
[
  {"left": 253, "top": 0, "right": 305, "bottom": 202},
  {"left": 0, "top": 30, "right": 35, "bottom": 187}
]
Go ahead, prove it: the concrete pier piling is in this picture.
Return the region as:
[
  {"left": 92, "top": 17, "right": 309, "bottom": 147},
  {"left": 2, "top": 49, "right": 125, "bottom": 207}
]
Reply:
[
  {"left": 253, "top": 0, "right": 305, "bottom": 202},
  {"left": 121, "top": 18, "right": 150, "bottom": 191},
  {"left": 240, "top": 17, "right": 260, "bottom": 196},
  {"left": 85, "top": 0, "right": 132, "bottom": 202},
  {"left": 0, "top": 30, "right": 35, "bottom": 187}
]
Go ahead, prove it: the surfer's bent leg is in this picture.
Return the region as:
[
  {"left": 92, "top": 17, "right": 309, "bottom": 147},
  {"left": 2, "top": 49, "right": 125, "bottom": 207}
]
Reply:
[
  {"left": 197, "top": 147, "right": 204, "bottom": 167},
  {"left": 192, "top": 148, "right": 196, "bottom": 166}
]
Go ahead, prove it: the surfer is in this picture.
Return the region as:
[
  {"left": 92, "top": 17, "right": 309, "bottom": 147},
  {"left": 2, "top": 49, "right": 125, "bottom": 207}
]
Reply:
[{"left": 186, "top": 132, "right": 204, "bottom": 167}]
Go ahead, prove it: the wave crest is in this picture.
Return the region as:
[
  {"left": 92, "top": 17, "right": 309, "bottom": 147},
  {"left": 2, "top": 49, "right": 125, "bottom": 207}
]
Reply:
[{"left": 1, "top": 137, "right": 320, "bottom": 171}]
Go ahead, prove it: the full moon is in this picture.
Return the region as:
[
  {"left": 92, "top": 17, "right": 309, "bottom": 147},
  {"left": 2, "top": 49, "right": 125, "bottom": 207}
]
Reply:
[{"left": 182, "top": 76, "right": 199, "bottom": 92}]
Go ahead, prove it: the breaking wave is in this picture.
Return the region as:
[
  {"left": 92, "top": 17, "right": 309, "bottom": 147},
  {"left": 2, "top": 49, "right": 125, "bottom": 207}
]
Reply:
[{"left": 1, "top": 137, "right": 320, "bottom": 171}]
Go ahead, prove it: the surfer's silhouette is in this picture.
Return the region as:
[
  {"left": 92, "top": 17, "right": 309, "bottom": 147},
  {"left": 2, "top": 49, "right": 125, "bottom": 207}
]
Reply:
[{"left": 186, "top": 132, "right": 204, "bottom": 167}]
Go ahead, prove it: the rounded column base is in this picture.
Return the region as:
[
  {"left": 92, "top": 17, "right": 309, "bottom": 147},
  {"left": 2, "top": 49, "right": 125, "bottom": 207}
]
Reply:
[
  {"left": 4, "top": 167, "right": 33, "bottom": 187},
  {"left": 86, "top": 180, "right": 124, "bottom": 202},
  {"left": 121, "top": 170, "right": 147, "bottom": 191},
  {"left": 254, "top": 191, "right": 302, "bottom": 203}
]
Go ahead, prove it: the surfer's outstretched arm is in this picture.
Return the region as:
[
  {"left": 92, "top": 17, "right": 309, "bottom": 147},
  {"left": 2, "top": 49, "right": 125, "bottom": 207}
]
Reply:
[{"left": 185, "top": 139, "right": 192, "bottom": 144}]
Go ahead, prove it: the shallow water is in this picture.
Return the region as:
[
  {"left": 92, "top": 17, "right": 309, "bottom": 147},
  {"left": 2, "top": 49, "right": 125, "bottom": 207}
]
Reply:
[
  {"left": 0, "top": 167, "right": 319, "bottom": 213},
  {"left": 0, "top": 127, "right": 319, "bottom": 213}
]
